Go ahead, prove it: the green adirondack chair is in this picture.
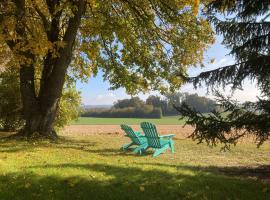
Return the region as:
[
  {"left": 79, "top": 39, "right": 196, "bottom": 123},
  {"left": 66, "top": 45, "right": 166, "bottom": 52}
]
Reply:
[
  {"left": 140, "top": 122, "right": 175, "bottom": 157},
  {"left": 120, "top": 124, "right": 147, "bottom": 154}
]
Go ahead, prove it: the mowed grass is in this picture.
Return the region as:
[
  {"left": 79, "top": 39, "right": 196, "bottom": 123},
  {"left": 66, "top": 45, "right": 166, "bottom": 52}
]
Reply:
[
  {"left": 0, "top": 133, "right": 269, "bottom": 200},
  {"left": 72, "top": 116, "right": 185, "bottom": 125}
]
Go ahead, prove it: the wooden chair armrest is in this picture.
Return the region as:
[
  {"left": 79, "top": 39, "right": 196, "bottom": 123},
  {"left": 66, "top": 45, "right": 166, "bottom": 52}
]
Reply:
[{"left": 159, "top": 134, "right": 175, "bottom": 138}]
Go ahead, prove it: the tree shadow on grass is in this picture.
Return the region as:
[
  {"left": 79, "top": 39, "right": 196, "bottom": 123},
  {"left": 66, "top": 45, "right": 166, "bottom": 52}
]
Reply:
[
  {"left": 0, "top": 136, "right": 97, "bottom": 153},
  {"left": 80, "top": 147, "right": 154, "bottom": 157},
  {"left": 0, "top": 163, "right": 269, "bottom": 200},
  {"left": 137, "top": 162, "right": 270, "bottom": 182},
  {"left": 0, "top": 136, "right": 152, "bottom": 157}
]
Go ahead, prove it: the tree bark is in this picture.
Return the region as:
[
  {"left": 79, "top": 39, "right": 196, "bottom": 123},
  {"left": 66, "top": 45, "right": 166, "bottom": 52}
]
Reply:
[{"left": 4, "top": 0, "right": 87, "bottom": 139}]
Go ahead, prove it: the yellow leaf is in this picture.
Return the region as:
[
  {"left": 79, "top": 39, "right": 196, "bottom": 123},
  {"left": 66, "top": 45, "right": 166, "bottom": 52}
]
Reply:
[
  {"left": 25, "top": 183, "right": 31, "bottom": 188},
  {"left": 69, "top": 183, "right": 75, "bottom": 187},
  {"left": 139, "top": 186, "right": 145, "bottom": 192}
]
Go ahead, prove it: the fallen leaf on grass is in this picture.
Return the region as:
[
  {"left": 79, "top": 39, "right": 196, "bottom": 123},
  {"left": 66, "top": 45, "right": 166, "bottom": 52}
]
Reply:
[{"left": 139, "top": 186, "right": 145, "bottom": 192}]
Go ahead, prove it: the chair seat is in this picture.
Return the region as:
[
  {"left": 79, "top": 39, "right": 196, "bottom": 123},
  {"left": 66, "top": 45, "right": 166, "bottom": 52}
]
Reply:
[{"left": 159, "top": 139, "right": 170, "bottom": 146}]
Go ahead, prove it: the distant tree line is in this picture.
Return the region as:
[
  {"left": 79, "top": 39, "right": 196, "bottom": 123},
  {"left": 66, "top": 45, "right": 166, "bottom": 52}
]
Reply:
[
  {"left": 81, "top": 93, "right": 216, "bottom": 118},
  {"left": 82, "top": 97, "right": 162, "bottom": 118},
  {"left": 146, "top": 92, "right": 216, "bottom": 115},
  {"left": 82, "top": 107, "right": 162, "bottom": 118}
]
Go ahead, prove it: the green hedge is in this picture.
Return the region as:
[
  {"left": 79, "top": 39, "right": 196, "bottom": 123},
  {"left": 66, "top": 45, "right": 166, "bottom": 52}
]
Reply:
[{"left": 81, "top": 106, "right": 162, "bottom": 118}]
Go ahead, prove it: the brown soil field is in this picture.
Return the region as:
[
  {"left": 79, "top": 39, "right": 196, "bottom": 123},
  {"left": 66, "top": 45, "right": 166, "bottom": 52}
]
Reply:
[
  {"left": 0, "top": 125, "right": 263, "bottom": 144},
  {"left": 60, "top": 125, "right": 263, "bottom": 144},
  {"left": 60, "top": 125, "right": 194, "bottom": 139}
]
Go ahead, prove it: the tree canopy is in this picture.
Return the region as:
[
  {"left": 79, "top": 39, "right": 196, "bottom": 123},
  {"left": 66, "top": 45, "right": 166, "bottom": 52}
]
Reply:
[
  {"left": 0, "top": 0, "right": 213, "bottom": 93},
  {"left": 177, "top": 0, "right": 270, "bottom": 148},
  {"left": 114, "top": 97, "right": 145, "bottom": 109},
  {"left": 0, "top": 0, "right": 213, "bottom": 138}
]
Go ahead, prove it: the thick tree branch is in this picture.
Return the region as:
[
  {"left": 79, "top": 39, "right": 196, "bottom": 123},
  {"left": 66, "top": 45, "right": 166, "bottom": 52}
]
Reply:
[
  {"left": 31, "top": 0, "right": 50, "bottom": 35},
  {"left": 40, "top": 0, "right": 87, "bottom": 101}
]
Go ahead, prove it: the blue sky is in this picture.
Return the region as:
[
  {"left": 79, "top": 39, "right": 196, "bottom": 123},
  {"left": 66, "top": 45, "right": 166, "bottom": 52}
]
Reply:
[{"left": 76, "top": 36, "right": 261, "bottom": 105}]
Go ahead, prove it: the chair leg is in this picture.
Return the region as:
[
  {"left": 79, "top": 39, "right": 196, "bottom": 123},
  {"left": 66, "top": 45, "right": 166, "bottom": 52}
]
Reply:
[
  {"left": 122, "top": 142, "right": 134, "bottom": 151},
  {"left": 153, "top": 145, "right": 169, "bottom": 157},
  {"left": 133, "top": 143, "right": 148, "bottom": 155},
  {"left": 140, "top": 146, "right": 149, "bottom": 155},
  {"left": 169, "top": 139, "right": 175, "bottom": 153}
]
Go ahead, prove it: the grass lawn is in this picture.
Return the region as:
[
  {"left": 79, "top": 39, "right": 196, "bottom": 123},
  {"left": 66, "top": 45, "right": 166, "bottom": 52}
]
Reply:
[
  {"left": 72, "top": 116, "right": 185, "bottom": 125},
  {"left": 0, "top": 133, "right": 269, "bottom": 200}
]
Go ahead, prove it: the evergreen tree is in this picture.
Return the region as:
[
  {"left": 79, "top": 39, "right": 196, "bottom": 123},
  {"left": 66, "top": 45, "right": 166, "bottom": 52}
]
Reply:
[{"left": 177, "top": 0, "right": 270, "bottom": 148}]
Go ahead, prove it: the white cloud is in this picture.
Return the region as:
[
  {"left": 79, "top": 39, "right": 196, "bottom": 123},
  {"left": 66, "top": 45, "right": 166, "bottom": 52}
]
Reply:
[
  {"left": 180, "top": 79, "right": 261, "bottom": 103},
  {"left": 97, "top": 92, "right": 115, "bottom": 99},
  {"left": 186, "top": 56, "right": 234, "bottom": 77},
  {"left": 227, "top": 81, "right": 262, "bottom": 102},
  {"left": 82, "top": 92, "right": 120, "bottom": 105},
  {"left": 208, "top": 57, "right": 234, "bottom": 70},
  {"left": 215, "top": 57, "right": 233, "bottom": 66},
  {"left": 218, "top": 57, "right": 228, "bottom": 65}
]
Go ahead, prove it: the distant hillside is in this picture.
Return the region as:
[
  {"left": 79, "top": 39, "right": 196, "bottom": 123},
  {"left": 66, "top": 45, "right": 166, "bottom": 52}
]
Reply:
[{"left": 82, "top": 105, "right": 112, "bottom": 109}]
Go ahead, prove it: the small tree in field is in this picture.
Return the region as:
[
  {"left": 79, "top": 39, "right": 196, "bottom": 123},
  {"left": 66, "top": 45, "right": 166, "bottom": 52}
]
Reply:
[
  {"left": 177, "top": 0, "right": 270, "bottom": 148},
  {"left": 0, "top": 0, "right": 213, "bottom": 139}
]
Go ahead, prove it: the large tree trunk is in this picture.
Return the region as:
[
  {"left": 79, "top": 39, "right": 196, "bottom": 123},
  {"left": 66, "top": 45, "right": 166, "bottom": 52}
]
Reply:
[
  {"left": 5, "top": 0, "right": 87, "bottom": 139},
  {"left": 22, "top": 101, "right": 59, "bottom": 139},
  {"left": 18, "top": 50, "right": 60, "bottom": 139}
]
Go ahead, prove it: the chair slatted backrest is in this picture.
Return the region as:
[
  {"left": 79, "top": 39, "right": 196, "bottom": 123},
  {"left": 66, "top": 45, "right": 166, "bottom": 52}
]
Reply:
[
  {"left": 140, "top": 122, "right": 161, "bottom": 148},
  {"left": 121, "top": 124, "right": 142, "bottom": 145}
]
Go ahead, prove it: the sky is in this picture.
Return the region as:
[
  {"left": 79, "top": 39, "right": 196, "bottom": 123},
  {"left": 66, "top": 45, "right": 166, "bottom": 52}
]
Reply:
[{"left": 76, "top": 36, "right": 261, "bottom": 105}]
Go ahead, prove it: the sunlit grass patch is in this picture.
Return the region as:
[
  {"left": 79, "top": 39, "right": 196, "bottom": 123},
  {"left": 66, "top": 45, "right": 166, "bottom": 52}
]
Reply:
[{"left": 71, "top": 116, "right": 185, "bottom": 125}]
